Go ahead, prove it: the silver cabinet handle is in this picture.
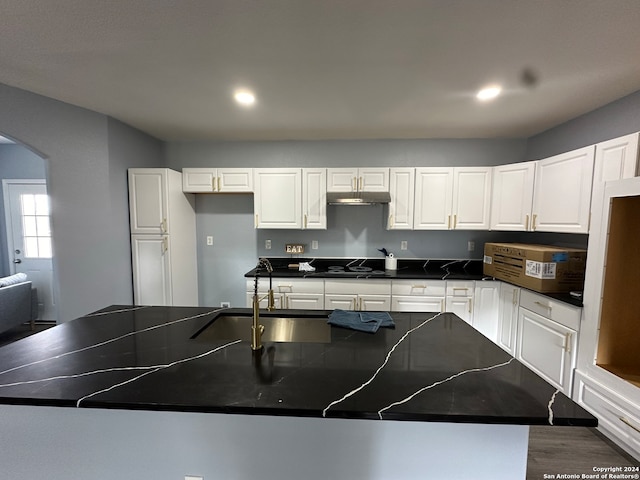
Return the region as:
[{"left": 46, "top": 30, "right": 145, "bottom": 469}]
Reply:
[
  {"left": 534, "top": 301, "right": 551, "bottom": 311},
  {"left": 13, "top": 259, "right": 22, "bottom": 264},
  {"left": 564, "top": 333, "right": 572, "bottom": 353}
]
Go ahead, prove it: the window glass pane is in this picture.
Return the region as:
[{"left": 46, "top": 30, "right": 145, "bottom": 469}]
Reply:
[
  {"left": 36, "top": 216, "right": 51, "bottom": 236},
  {"left": 35, "top": 194, "right": 49, "bottom": 215},
  {"left": 38, "top": 238, "right": 52, "bottom": 258},
  {"left": 21, "top": 194, "right": 35, "bottom": 215},
  {"left": 23, "top": 216, "right": 37, "bottom": 236},
  {"left": 24, "top": 237, "right": 38, "bottom": 257}
]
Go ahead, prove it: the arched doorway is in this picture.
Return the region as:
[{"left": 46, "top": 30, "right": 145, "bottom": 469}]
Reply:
[{"left": 0, "top": 133, "right": 57, "bottom": 322}]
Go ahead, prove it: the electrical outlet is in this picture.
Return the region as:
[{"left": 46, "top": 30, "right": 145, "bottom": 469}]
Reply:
[
  {"left": 265, "top": 239, "right": 271, "bottom": 250},
  {"left": 468, "top": 241, "right": 475, "bottom": 252},
  {"left": 220, "top": 301, "right": 230, "bottom": 308},
  {"left": 206, "top": 236, "right": 213, "bottom": 246},
  {"left": 311, "top": 240, "right": 318, "bottom": 250},
  {"left": 400, "top": 240, "right": 408, "bottom": 250}
]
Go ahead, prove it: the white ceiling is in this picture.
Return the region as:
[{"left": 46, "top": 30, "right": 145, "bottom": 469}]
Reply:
[{"left": 1, "top": 0, "right": 640, "bottom": 142}]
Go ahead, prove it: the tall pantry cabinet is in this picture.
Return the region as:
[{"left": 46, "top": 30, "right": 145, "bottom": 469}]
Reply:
[{"left": 128, "top": 168, "right": 198, "bottom": 306}]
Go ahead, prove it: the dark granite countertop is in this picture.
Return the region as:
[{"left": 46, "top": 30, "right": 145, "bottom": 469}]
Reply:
[
  {"left": 245, "top": 257, "right": 584, "bottom": 307},
  {"left": 0, "top": 305, "right": 596, "bottom": 427}
]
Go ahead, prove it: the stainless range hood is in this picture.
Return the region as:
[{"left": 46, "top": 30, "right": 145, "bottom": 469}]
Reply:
[{"left": 326, "top": 191, "right": 391, "bottom": 206}]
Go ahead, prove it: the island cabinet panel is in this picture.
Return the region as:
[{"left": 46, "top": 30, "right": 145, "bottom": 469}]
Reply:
[
  {"left": 490, "top": 162, "right": 536, "bottom": 231},
  {"left": 532, "top": 145, "right": 595, "bottom": 233},
  {"left": 253, "top": 168, "right": 302, "bottom": 229}
]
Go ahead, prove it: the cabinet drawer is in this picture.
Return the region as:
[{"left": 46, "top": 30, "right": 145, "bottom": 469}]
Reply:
[
  {"left": 392, "top": 280, "right": 446, "bottom": 296},
  {"left": 575, "top": 373, "right": 640, "bottom": 457},
  {"left": 246, "top": 278, "right": 324, "bottom": 294},
  {"left": 392, "top": 296, "right": 445, "bottom": 313},
  {"left": 446, "top": 281, "right": 475, "bottom": 297},
  {"left": 324, "top": 279, "right": 391, "bottom": 295},
  {"left": 519, "top": 289, "right": 581, "bottom": 330}
]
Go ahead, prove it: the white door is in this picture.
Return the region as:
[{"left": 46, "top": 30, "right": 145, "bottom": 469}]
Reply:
[
  {"left": 452, "top": 167, "right": 492, "bottom": 230},
  {"left": 302, "top": 168, "right": 327, "bottom": 230},
  {"left": 359, "top": 295, "right": 391, "bottom": 311},
  {"left": 254, "top": 169, "right": 302, "bottom": 229},
  {"left": 3, "top": 180, "right": 56, "bottom": 321},
  {"left": 325, "top": 294, "right": 357, "bottom": 310},
  {"left": 414, "top": 167, "right": 454, "bottom": 230},
  {"left": 128, "top": 169, "right": 169, "bottom": 234},
  {"left": 388, "top": 168, "right": 415, "bottom": 230},
  {"left": 490, "top": 162, "right": 536, "bottom": 231},
  {"left": 446, "top": 296, "right": 473, "bottom": 324}
]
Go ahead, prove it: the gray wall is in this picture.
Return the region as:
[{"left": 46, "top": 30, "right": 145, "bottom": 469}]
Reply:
[
  {"left": 526, "top": 89, "right": 640, "bottom": 160},
  {"left": 0, "top": 82, "right": 161, "bottom": 322},
  {"left": 166, "top": 138, "right": 531, "bottom": 307},
  {"left": 0, "top": 144, "right": 46, "bottom": 276}
]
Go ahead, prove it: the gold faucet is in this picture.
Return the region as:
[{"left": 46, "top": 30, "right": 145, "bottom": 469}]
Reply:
[{"left": 251, "top": 258, "right": 274, "bottom": 350}]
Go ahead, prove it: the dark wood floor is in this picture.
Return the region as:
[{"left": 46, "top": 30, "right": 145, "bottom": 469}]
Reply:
[{"left": 1, "top": 322, "right": 639, "bottom": 476}]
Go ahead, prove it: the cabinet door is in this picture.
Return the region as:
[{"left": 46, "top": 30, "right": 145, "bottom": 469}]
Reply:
[
  {"left": 254, "top": 169, "right": 302, "bottom": 229},
  {"left": 497, "top": 283, "right": 520, "bottom": 355},
  {"left": 391, "top": 296, "right": 444, "bottom": 313},
  {"left": 594, "top": 133, "right": 639, "bottom": 184},
  {"left": 286, "top": 293, "right": 324, "bottom": 310},
  {"left": 359, "top": 295, "right": 391, "bottom": 311},
  {"left": 388, "top": 168, "right": 415, "bottom": 230},
  {"left": 327, "top": 168, "right": 358, "bottom": 192},
  {"left": 325, "top": 294, "right": 357, "bottom": 310},
  {"left": 472, "top": 281, "right": 500, "bottom": 343},
  {"left": 182, "top": 168, "right": 216, "bottom": 193},
  {"left": 517, "top": 307, "right": 576, "bottom": 392},
  {"left": 246, "top": 292, "right": 284, "bottom": 309},
  {"left": 128, "top": 169, "right": 169, "bottom": 235},
  {"left": 490, "top": 162, "right": 536, "bottom": 231},
  {"left": 452, "top": 167, "right": 492, "bottom": 230},
  {"left": 131, "top": 235, "right": 171, "bottom": 306},
  {"left": 359, "top": 168, "right": 390, "bottom": 192},
  {"left": 302, "top": 168, "right": 327, "bottom": 230},
  {"left": 218, "top": 168, "right": 253, "bottom": 192},
  {"left": 532, "top": 146, "right": 595, "bottom": 233},
  {"left": 414, "top": 167, "right": 454, "bottom": 230},
  {"left": 446, "top": 296, "right": 473, "bottom": 324}
]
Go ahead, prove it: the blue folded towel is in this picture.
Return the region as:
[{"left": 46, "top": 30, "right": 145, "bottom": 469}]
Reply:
[{"left": 327, "top": 310, "right": 395, "bottom": 333}]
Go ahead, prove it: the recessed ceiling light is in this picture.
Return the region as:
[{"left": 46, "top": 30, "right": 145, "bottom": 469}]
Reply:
[
  {"left": 476, "top": 85, "right": 502, "bottom": 101},
  {"left": 234, "top": 89, "right": 256, "bottom": 106}
]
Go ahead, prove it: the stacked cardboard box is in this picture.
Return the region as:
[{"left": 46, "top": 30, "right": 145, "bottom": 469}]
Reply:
[{"left": 483, "top": 243, "right": 587, "bottom": 293}]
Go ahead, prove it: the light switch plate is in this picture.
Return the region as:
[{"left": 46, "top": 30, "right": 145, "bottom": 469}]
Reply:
[
  {"left": 265, "top": 239, "right": 271, "bottom": 250},
  {"left": 400, "top": 240, "right": 408, "bottom": 250},
  {"left": 206, "top": 236, "right": 213, "bottom": 246}
]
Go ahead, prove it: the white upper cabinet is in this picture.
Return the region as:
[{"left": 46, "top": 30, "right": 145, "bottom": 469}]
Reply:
[
  {"left": 532, "top": 145, "right": 595, "bottom": 234},
  {"left": 452, "top": 167, "right": 492, "bottom": 230},
  {"left": 302, "top": 168, "right": 327, "bottom": 230},
  {"left": 254, "top": 168, "right": 302, "bottom": 229},
  {"left": 414, "top": 167, "right": 491, "bottom": 230},
  {"left": 387, "top": 168, "right": 415, "bottom": 230},
  {"left": 327, "top": 167, "right": 389, "bottom": 192},
  {"left": 129, "top": 168, "right": 171, "bottom": 235},
  {"left": 414, "top": 167, "right": 454, "bottom": 230},
  {"left": 490, "top": 162, "right": 536, "bottom": 231},
  {"left": 594, "top": 133, "right": 639, "bottom": 184},
  {"left": 182, "top": 168, "right": 253, "bottom": 193}
]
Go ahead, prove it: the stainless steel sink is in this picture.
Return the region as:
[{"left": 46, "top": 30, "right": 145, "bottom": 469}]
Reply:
[{"left": 192, "top": 314, "right": 331, "bottom": 344}]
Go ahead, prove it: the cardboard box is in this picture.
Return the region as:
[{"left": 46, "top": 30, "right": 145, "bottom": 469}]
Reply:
[{"left": 483, "top": 243, "right": 587, "bottom": 293}]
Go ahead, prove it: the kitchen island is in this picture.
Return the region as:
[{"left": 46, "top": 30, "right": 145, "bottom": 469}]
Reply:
[{"left": 0, "top": 305, "right": 595, "bottom": 479}]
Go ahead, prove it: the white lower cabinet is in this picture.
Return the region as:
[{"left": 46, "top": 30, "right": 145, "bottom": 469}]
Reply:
[
  {"left": 574, "top": 371, "right": 640, "bottom": 459},
  {"left": 497, "top": 283, "right": 520, "bottom": 355},
  {"left": 445, "top": 281, "right": 474, "bottom": 324},
  {"left": 131, "top": 235, "right": 172, "bottom": 306},
  {"left": 246, "top": 279, "right": 324, "bottom": 310},
  {"left": 325, "top": 280, "right": 391, "bottom": 311},
  {"left": 516, "top": 290, "right": 580, "bottom": 394},
  {"left": 472, "top": 281, "right": 500, "bottom": 343},
  {"left": 391, "top": 280, "right": 446, "bottom": 313}
]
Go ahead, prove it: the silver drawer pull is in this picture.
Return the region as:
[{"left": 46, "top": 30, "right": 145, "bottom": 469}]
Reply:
[
  {"left": 620, "top": 416, "right": 640, "bottom": 434},
  {"left": 412, "top": 284, "right": 427, "bottom": 289}
]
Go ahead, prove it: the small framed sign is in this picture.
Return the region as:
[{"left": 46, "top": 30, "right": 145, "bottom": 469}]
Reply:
[{"left": 286, "top": 244, "right": 305, "bottom": 254}]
